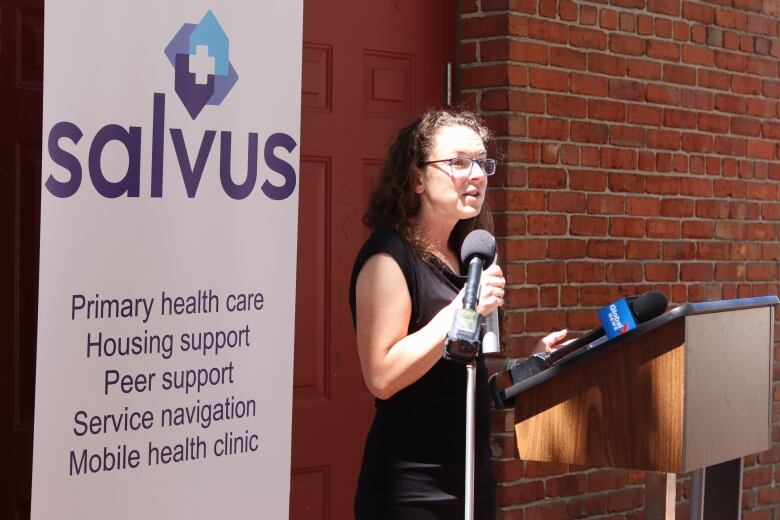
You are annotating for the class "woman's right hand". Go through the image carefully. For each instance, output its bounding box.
[452,263,505,317]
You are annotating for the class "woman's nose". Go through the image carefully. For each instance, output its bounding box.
[469,161,488,179]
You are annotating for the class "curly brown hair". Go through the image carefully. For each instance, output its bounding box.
[363,109,494,262]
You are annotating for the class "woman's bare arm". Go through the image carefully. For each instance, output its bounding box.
[355,254,505,399]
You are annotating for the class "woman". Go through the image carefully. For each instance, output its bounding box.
[349,109,566,519]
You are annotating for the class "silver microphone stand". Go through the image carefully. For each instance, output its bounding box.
[465,263,500,520]
[464,359,476,520]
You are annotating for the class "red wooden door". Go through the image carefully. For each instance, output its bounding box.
[0,1,454,517]
[292,2,454,518]
[0,0,43,517]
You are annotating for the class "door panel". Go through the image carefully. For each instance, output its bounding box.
[1,0,43,518]
[295,156,332,404]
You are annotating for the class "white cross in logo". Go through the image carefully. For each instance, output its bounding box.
[189,45,215,85]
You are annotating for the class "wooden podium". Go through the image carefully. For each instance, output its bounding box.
[501,297,779,519]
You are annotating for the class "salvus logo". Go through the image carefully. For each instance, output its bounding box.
[45,10,296,201]
[165,10,239,119]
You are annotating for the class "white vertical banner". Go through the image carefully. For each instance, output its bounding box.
[32,2,302,518]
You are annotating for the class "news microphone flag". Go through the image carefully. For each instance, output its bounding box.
[598,298,638,339]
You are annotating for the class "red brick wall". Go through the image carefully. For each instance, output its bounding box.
[459,0,780,518]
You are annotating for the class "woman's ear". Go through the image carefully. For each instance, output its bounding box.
[413,169,425,194]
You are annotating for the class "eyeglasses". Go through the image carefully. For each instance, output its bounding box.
[418,157,498,177]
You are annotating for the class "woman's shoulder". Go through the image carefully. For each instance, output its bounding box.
[364,227,407,247]
[353,228,417,277]
[349,228,417,324]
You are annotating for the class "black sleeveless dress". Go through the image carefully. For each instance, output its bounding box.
[349,229,496,520]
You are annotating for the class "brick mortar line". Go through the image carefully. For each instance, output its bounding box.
[503,276,780,282]
[489,140,779,151]
[462,48,780,69]
[486,141,780,161]
[502,284,780,293]
[491,161,780,171]
[488,171,780,179]
[503,256,780,262]
[502,257,780,268]
[463,71,780,101]
[487,171,780,187]
[493,208,780,218]
[505,256,771,262]
[497,223,780,228]
[492,192,780,202]
[495,234,780,240]
[501,295,780,303]
[491,213,780,221]
[501,253,780,258]
[487,180,777,189]
[473,98,779,115]
[461,62,780,92]
[459,64,780,96]
[460,30,780,46]
[496,220,780,229]
[486,135,780,148]
[492,148,780,165]
[461,7,779,38]
[495,237,780,243]
[460,30,780,57]
[478,126,780,140]
[496,232,780,238]
[462,8,778,25]
[503,272,780,278]
[489,188,780,196]
[491,169,779,181]
[488,194,779,202]
[493,145,780,159]
[469,101,780,126]
[462,33,780,62]
[510,262,780,269]
[473,0,775,14]
[502,256,780,264]
[469,100,778,125]
[503,287,780,293]
[493,203,780,211]
[461,32,780,52]
[493,221,780,231]
[494,151,780,164]
[494,228,780,235]
[491,190,777,197]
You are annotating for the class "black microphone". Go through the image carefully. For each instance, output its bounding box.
[546,291,668,365]
[494,291,668,401]
[444,230,496,363]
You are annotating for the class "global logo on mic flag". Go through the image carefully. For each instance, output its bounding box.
[164,10,239,119]
[598,298,637,339]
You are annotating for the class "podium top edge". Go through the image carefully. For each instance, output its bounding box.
[502,296,779,398]
[675,295,779,315]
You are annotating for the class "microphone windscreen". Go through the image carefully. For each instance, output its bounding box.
[628,291,668,322]
[461,230,496,266]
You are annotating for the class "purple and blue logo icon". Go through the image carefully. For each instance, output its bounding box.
[164,10,239,119]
